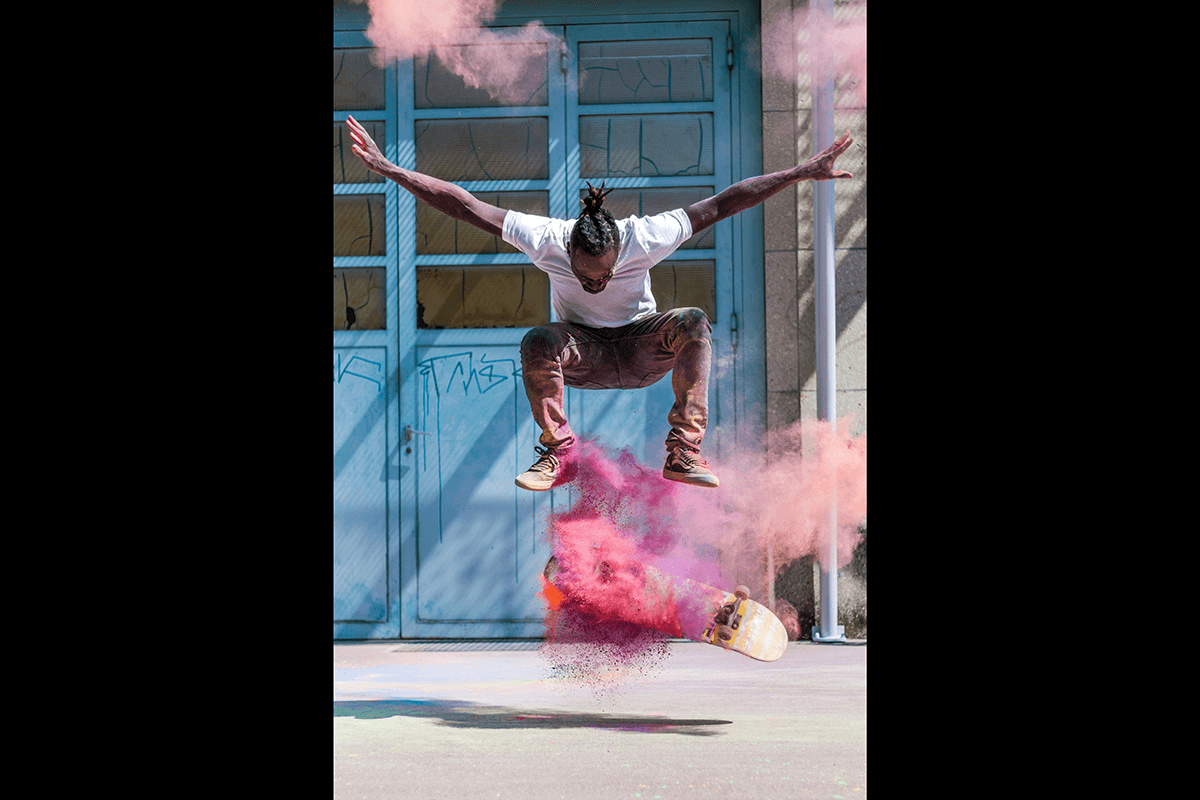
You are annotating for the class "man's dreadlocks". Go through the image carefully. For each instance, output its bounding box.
[570,181,619,257]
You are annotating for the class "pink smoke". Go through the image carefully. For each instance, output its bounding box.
[545,417,866,606]
[537,419,864,675]
[356,0,558,105]
[763,2,867,107]
[748,417,868,570]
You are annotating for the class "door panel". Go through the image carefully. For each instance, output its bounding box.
[333,30,402,639]
[397,24,565,637]
[568,381,676,466]
[333,348,392,626]
[409,342,551,636]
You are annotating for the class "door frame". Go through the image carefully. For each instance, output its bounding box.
[333,29,405,639]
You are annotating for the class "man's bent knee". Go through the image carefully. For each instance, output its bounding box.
[672,308,712,344]
[521,325,565,362]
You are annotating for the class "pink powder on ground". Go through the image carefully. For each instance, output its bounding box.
[539,605,673,703]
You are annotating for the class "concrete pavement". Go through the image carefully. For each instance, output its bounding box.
[334,639,866,799]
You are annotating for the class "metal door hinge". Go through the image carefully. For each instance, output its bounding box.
[726,33,735,70]
[561,40,570,75]
[730,311,739,351]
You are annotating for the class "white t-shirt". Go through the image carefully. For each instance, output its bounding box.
[502,208,693,328]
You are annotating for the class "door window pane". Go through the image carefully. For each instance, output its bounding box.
[580,186,715,249]
[650,260,715,320]
[578,39,713,105]
[416,117,549,181]
[415,43,548,108]
[333,49,385,110]
[333,122,385,184]
[417,267,550,329]
[333,194,387,257]
[335,268,386,330]
[418,191,548,254]
[579,114,713,177]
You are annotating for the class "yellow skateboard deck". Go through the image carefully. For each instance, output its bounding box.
[697,590,789,662]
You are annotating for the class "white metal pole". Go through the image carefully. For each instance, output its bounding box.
[811,0,844,643]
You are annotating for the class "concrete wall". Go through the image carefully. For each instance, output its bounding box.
[760,0,867,637]
[760,0,866,439]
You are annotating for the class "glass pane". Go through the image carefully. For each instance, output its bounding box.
[650,260,715,320]
[579,114,713,177]
[335,268,387,330]
[415,43,548,108]
[417,267,550,329]
[578,39,713,105]
[333,122,385,184]
[418,191,548,255]
[333,49,385,110]
[416,118,549,181]
[333,194,387,257]
[580,186,715,250]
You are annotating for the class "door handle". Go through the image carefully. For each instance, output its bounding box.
[404,425,433,442]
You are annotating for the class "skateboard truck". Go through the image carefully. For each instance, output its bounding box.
[706,585,752,647]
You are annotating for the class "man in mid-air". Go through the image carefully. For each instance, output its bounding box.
[345,116,853,491]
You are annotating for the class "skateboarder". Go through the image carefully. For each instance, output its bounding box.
[345,116,854,491]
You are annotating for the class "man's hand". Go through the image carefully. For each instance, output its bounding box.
[685,129,857,235]
[343,115,507,237]
[346,115,392,176]
[801,131,854,181]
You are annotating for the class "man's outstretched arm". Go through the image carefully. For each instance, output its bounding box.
[345,116,508,238]
[686,131,854,236]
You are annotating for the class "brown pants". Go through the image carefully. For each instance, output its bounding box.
[519,307,712,453]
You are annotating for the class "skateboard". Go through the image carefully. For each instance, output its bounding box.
[542,553,788,662]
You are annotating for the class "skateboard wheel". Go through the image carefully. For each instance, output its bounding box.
[734,585,750,600]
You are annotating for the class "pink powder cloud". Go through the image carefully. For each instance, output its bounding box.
[543,417,866,627]
[357,0,559,105]
[762,1,867,107]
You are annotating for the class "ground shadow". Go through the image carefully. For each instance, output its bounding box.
[334,699,732,736]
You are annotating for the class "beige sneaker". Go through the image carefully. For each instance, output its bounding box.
[663,447,719,487]
[516,446,562,492]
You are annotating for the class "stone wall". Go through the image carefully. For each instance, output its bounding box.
[760,0,867,637]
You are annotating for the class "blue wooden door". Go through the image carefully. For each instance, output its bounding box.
[333,32,404,639]
[402,24,567,638]
[334,9,756,639]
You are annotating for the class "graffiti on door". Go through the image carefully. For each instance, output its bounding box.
[334,352,384,393]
